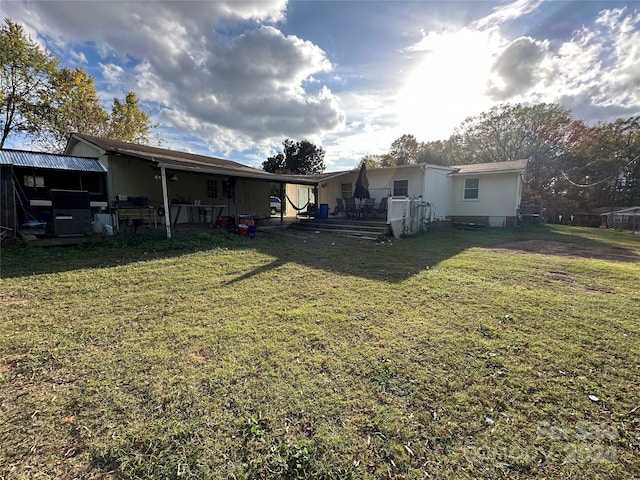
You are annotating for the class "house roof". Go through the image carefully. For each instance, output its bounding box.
[451,159,528,175]
[65,134,331,186]
[605,206,640,216]
[0,149,106,172]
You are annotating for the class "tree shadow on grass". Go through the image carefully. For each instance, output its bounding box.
[1,225,638,282]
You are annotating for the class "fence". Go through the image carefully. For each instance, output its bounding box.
[387,197,431,238]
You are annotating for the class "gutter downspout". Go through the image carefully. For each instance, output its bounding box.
[160,166,172,239]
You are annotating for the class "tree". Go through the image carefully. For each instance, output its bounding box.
[565,116,640,208]
[107,91,153,144]
[389,134,421,165]
[263,139,325,174]
[263,152,286,173]
[1,18,156,150]
[416,140,457,166]
[451,103,586,210]
[0,18,59,148]
[38,67,109,152]
[359,154,395,168]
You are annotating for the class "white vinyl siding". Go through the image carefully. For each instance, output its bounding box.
[393,179,408,197]
[464,178,479,200]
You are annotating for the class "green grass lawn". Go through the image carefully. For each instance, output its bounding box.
[1,225,639,479]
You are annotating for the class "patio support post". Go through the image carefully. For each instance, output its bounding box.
[279,182,284,225]
[160,166,172,239]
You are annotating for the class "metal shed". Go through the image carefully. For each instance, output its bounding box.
[0,150,107,240]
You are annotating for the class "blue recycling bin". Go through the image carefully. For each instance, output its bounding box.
[318,203,329,219]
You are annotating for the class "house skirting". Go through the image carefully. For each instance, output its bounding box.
[450,216,517,228]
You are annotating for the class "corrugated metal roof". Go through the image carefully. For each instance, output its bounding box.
[0,150,106,172]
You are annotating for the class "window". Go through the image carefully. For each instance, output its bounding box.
[207,179,217,198]
[393,180,408,197]
[24,175,45,188]
[340,183,352,199]
[464,178,479,199]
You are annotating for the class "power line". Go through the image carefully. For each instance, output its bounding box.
[560,171,617,188]
[560,155,638,188]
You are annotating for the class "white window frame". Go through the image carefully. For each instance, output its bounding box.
[393,179,409,197]
[463,178,479,200]
[340,183,352,199]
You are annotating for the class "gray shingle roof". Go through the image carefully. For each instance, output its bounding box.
[67,133,335,185]
[452,159,528,175]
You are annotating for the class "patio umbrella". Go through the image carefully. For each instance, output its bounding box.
[353,163,370,200]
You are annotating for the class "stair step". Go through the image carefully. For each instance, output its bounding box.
[291,226,387,238]
[292,223,388,232]
[290,220,390,238]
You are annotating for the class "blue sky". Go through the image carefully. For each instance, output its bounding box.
[4,1,640,171]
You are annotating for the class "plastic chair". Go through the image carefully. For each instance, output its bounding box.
[345,197,358,219]
[374,197,388,219]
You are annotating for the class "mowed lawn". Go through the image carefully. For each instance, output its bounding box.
[1,225,639,479]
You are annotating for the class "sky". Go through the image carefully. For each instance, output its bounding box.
[3,0,640,171]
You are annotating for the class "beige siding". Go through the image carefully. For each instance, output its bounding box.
[451,173,521,217]
[67,142,102,158]
[234,179,270,217]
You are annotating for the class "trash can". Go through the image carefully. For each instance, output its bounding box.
[318,203,329,219]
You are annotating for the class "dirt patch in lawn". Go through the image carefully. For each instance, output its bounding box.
[498,239,639,261]
[0,359,17,376]
[0,293,30,306]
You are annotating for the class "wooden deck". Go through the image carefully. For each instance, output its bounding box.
[289,217,390,238]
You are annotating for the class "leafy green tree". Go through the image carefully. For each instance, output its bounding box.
[359,154,396,168]
[263,152,286,173]
[452,103,586,209]
[565,116,640,208]
[263,139,325,174]
[1,18,156,150]
[416,140,458,166]
[107,91,153,144]
[39,67,109,152]
[0,18,59,148]
[389,134,421,165]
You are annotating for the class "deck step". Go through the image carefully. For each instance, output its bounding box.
[290,218,390,237]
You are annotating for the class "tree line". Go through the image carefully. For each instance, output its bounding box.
[263,104,638,215]
[1,18,154,152]
[365,103,639,214]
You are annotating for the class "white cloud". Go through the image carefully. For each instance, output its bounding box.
[487,36,550,100]
[68,50,87,65]
[5,0,343,151]
[527,6,640,120]
[474,0,544,29]
[393,4,640,145]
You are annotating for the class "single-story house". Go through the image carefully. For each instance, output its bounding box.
[64,134,332,237]
[0,150,108,239]
[311,159,527,228]
[601,206,640,231]
[1,134,528,240]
